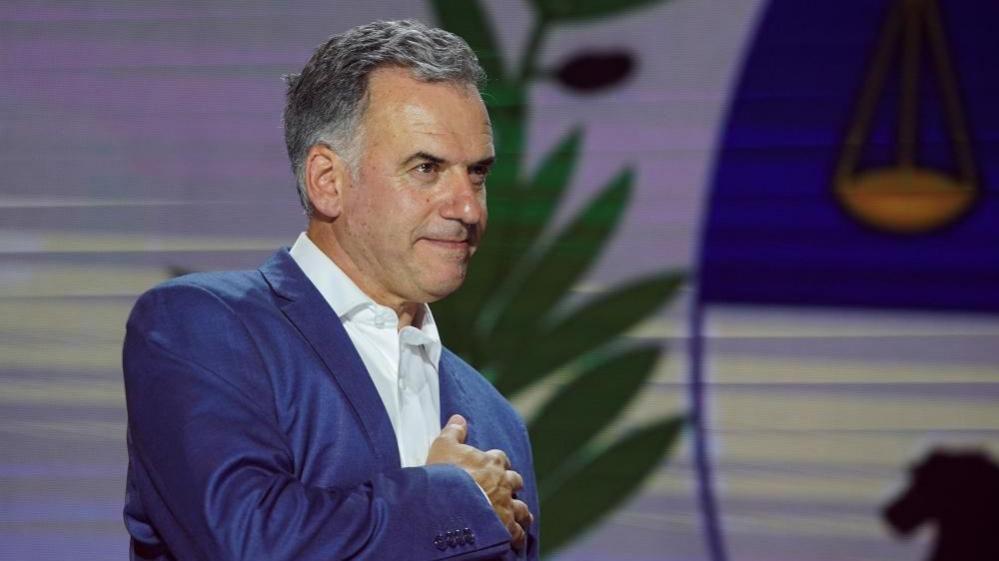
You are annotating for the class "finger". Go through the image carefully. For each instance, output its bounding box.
[508,515,527,551]
[437,414,467,444]
[512,498,533,528]
[504,469,524,492]
[485,448,511,469]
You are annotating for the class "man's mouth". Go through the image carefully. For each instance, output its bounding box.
[422,238,470,248]
[419,236,477,256]
[419,225,478,252]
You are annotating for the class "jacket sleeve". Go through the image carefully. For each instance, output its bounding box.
[122,281,512,561]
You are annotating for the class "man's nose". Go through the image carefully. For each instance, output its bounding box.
[440,172,485,225]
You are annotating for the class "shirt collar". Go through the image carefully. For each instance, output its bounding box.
[288,232,442,361]
[290,232,371,319]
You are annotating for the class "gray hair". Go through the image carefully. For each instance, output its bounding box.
[283,19,487,215]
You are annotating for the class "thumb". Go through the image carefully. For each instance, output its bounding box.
[437,414,467,444]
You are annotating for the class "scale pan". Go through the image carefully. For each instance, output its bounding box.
[836,168,974,233]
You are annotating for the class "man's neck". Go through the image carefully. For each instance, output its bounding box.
[305,223,422,329]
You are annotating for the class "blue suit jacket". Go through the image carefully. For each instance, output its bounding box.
[122,249,539,561]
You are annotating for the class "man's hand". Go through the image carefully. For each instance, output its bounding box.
[426,414,533,551]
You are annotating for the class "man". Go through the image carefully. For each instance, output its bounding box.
[122,20,539,561]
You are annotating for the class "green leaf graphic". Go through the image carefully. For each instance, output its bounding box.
[494,271,685,396]
[529,345,662,478]
[515,126,583,251]
[429,0,506,81]
[539,416,685,556]
[486,168,632,349]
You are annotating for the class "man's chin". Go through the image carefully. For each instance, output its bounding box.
[421,272,469,303]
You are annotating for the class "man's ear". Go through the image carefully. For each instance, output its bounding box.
[304,143,351,219]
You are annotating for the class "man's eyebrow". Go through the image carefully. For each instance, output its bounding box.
[472,156,495,168]
[402,151,446,166]
[402,152,495,168]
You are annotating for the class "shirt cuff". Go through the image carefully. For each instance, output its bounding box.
[474,482,491,505]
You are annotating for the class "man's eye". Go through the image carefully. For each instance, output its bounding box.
[414,162,439,176]
[469,165,490,185]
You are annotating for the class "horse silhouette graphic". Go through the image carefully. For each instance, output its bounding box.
[883,449,999,560]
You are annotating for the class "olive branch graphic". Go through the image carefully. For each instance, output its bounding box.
[430,0,686,555]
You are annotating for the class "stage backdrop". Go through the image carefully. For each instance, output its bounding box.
[1,1,997,561]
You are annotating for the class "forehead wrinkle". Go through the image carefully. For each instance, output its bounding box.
[406,121,492,162]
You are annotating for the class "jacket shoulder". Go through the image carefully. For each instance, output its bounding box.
[142,269,268,304]
[123,269,279,414]
[128,268,278,329]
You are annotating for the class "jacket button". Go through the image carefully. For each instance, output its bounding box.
[463,527,475,545]
[446,529,457,548]
[434,533,447,551]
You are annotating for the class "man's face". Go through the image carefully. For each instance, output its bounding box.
[334,67,493,306]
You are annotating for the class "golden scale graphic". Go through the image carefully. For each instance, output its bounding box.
[835,0,978,234]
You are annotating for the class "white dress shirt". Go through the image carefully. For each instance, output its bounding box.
[289,232,443,468]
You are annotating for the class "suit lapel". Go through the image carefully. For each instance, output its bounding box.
[438,352,483,451]
[259,249,401,471]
